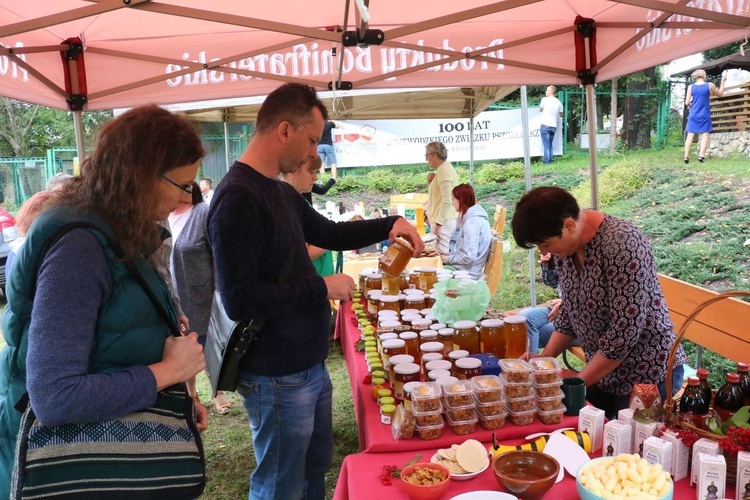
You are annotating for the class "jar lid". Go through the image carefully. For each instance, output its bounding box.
[687,376,700,386]
[419,330,438,339]
[412,318,433,327]
[380,320,401,328]
[739,362,749,373]
[366,273,383,279]
[381,404,397,413]
[728,372,740,383]
[436,375,459,386]
[367,290,383,298]
[379,397,395,406]
[393,237,415,252]
[389,354,415,365]
[403,381,421,394]
[429,323,447,331]
[378,333,398,342]
[377,389,392,397]
[455,357,482,369]
[425,360,452,372]
[428,369,452,380]
[453,320,477,329]
[420,341,445,353]
[422,352,444,363]
[503,315,526,324]
[378,310,398,317]
[401,314,422,323]
[697,368,709,379]
[382,339,406,349]
[448,349,469,359]
[480,318,504,327]
[403,288,423,296]
[399,331,418,340]
[437,328,454,337]
[406,295,426,302]
[420,308,433,315]
[394,362,421,375]
[400,308,421,316]
[420,266,437,273]
[379,295,400,303]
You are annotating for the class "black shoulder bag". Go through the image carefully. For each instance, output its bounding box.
[205,184,297,397]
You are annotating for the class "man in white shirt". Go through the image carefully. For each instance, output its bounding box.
[425,141,459,255]
[539,85,564,164]
[199,177,214,204]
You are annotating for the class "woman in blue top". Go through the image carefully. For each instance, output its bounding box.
[684,69,725,164]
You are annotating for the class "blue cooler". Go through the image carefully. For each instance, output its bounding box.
[469,353,500,376]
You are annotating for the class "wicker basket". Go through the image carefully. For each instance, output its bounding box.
[663,290,750,484]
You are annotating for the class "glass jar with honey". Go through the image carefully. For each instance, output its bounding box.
[411,318,433,333]
[399,331,419,359]
[408,271,421,288]
[381,338,406,372]
[455,357,482,380]
[448,349,469,377]
[378,294,400,314]
[388,354,415,387]
[376,332,398,355]
[418,330,438,347]
[419,342,445,374]
[366,290,382,314]
[358,268,376,292]
[452,320,480,354]
[418,267,438,292]
[479,318,505,358]
[393,362,420,400]
[503,315,529,359]
[405,293,426,311]
[381,274,401,295]
[378,237,414,277]
[363,273,383,297]
[437,328,454,355]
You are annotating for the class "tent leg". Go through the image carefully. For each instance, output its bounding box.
[469,114,475,185]
[73,110,86,165]
[585,84,599,210]
[224,120,231,171]
[520,85,536,308]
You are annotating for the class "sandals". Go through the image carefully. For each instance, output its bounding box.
[684,157,689,164]
[213,392,232,415]
[698,156,706,163]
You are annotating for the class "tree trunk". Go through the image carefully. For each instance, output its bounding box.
[622,68,656,149]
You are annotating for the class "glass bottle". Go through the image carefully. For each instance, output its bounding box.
[502,315,528,359]
[679,376,709,429]
[714,372,744,423]
[696,368,713,405]
[452,320,479,354]
[737,362,750,406]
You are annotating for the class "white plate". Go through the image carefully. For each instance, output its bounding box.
[430,452,489,481]
[450,492,518,500]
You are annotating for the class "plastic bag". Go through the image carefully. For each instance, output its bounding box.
[432,278,491,325]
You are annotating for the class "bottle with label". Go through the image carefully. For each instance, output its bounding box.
[737,362,750,405]
[714,372,745,423]
[679,376,709,429]
[696,368,713,405]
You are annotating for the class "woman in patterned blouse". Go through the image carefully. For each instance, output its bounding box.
[511,186,685,419]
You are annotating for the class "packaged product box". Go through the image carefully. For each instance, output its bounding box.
[633,420,658,456]
[691,437,721,487]
[642,436,673,474]
[617,407,636,452]
[603,420,632,456]
[736,451,750,500]
[578,406,605,453]
[696,452,725,500]
[660,428,689,481]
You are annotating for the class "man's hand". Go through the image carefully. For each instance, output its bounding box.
[390,217,425,256]
[547,299,562,322]
[538,253,552,266]
[194,400,208,432]
[323,273,355,301]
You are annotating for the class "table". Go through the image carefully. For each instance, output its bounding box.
[332,445,716,500]
[342,254,443,282]
[335,302,580,452]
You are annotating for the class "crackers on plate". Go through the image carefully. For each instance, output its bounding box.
[434,439,489,475]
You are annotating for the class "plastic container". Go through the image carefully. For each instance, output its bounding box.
[478,408,507,430]
[500,374,533,399]
[473,394,505,417]
[505,393,535,413]
[506,406,536,426]
[498,358,532,382]
[536,402,566,425]
[442,380,474,407]
[391,404,416,440]
[412,405,444,426]
[536,389,564,412]
[443,398,476,421]
[444,410,478,435]
[532,378,563,398]
[403,381,421,413]
[528,357,562,384]
[411,382,442,412]
[415,417,445,440]
[470,375,503,403]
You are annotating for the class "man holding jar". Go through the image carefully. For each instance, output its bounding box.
[425,141,459,256]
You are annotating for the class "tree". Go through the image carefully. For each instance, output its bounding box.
[703,41,742,62]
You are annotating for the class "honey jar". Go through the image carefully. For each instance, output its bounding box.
[503,315,529,359]
[479,318,505,358]
[455,357,482,379]
[408,271,421,288]
[418,330,438,347]
[411,318,433,332]
[452,320,480,354]
[437,328,454,355]
[418,267,438,292]
[378,294,400,313]
[448,349,469,377]
[399,331,420,359]
[405,293,426,310]
[388,354,415,387]
[378,237,414,277]
[377,332,398,355]
[427,292,436,308]
[381,274,401,295]
[420,342,445,374]
[363,273,383,297]
[393,362,420,400]
[381,338,406,372]
[358,269,375,292]
[367,290,382,314]
[403,381,421,412]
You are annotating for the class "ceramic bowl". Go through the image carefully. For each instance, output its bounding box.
[492,451,559,500]
[399,462,451,500]
[576,457,673,500]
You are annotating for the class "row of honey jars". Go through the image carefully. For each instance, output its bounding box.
[365,290,436,314]
[451,317,528,358]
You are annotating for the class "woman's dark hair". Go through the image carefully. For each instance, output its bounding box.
[451,184,476,217]
[511,186,580,249]
[190,181,202,205]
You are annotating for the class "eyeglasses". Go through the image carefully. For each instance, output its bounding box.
[160,174,193,194]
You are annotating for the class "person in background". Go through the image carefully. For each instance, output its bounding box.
[317,120,339,178]
[539,85,564,164]
[517,253,562,352]
[208,83,423,500]
[512,186,685,420]
[0,105,207,496]
[46,172,73,191]
[425,141,458,256]
[440,184,491,280]
[684,69,726,163]
[199,177,214,204]
[281,156,335,277]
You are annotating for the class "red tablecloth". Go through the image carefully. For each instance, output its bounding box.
[336,302,580,453]
[332,445,726,500]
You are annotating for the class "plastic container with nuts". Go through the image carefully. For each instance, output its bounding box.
[528,357,562,384]
[532,378,563,398]
[478,408,507,430]
[443,399,476,421]
[445,410,478,436]
[411,382,442,412]
[500,375,533,398]
[415,417,444,440]
[442,380,474,407]
[535,388,565,412]
[498,358,532,382]
[473,394,505,417]
[505,393,535,413]
[536,402,566,425]
[470,375,503,403]
[412,406,443,426]
[506,406,536,426]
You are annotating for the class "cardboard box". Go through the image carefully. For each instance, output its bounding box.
[736,451,750,500]
[660,428,689,481]
[603,420,632,456]
[691,438,721,486]
[696,452,725,500]
[634,420,658,456]
[643,436,673,474]
[578,406,605,453]
[617,408,636,453]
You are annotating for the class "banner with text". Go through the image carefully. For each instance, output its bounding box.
[332,109,562,167]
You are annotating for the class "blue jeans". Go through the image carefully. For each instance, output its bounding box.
[238,362,333,500]
[317,144,336,168]
[540,125,556,164]
[518,306,555,352]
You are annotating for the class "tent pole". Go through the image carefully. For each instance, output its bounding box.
[585,84,599,209]
[73,110,86,165]
[520,85,536,307]
[469,114,475,185]
[224,119,231,171]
